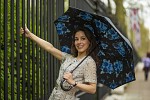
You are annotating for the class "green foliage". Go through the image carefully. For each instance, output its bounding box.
[114,0,127,34]
[136,22,149,57]
[64,0,69,12]
[1,0,5,99]
[0,0,17,99]
[1,0,63,99]
[1,0,33,99]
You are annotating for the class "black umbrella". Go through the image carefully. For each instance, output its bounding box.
[54,7,135,90]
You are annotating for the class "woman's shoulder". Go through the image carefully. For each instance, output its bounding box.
[62,52,74,60]
[87,56,95,62]
[84,56,96,65]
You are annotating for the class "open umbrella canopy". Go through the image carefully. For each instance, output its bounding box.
[54,7,135,89]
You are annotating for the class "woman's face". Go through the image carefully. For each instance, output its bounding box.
[74,31,90,55]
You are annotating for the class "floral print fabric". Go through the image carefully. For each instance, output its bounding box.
[48,52,97,100]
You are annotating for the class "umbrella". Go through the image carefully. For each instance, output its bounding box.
[54,7,135,89]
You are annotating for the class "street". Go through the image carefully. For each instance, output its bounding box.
[104,62,150,100]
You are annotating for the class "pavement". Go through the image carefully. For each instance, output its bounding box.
[104,62,150,100]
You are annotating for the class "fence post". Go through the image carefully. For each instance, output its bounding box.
[4,0,8,99]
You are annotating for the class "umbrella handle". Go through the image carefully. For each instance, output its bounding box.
[60,78,73,91]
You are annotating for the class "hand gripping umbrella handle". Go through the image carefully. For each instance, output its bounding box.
[60,78,73,91]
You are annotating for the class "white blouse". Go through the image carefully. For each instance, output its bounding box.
[49,52,97,100]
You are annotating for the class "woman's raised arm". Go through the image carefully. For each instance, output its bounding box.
[20,26,63,61]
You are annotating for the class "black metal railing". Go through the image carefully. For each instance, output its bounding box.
[0,0,118,100]
[0,0,65,100]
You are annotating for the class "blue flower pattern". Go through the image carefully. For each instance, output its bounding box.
[125,72,135,82]
[78,12,93,21]
[61,46,71,53]
[113,42,126,57]
[94,19,108,33]
[55,22,70,35]
[109,81,118,89]
[113,60,123,77]
[57,15,70,22]
[54,7,135,89]
[105,28,120,40]
[97,50,105,57]
[101,59,114,74]
[101,42,108,49]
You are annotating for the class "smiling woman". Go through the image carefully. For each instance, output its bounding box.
[54,7,135,90]
[20,24,97,100]
[71,27,97,58]
[74,31,91,56]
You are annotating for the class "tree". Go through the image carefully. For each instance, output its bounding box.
[114,0,127,34]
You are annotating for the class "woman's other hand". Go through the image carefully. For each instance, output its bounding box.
[63,72,75,85]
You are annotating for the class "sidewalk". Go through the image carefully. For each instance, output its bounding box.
[104,62,150,100]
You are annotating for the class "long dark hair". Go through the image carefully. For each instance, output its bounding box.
[71,27,98,64]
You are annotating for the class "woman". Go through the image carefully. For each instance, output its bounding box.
[20,26,97,100]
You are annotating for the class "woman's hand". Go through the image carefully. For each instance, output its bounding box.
[20,26,32,38]
[20,25,63,61]
[63,72,75,85]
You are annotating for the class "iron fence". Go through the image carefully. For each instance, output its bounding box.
[0,0,65,100]
[0,0,112,100]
